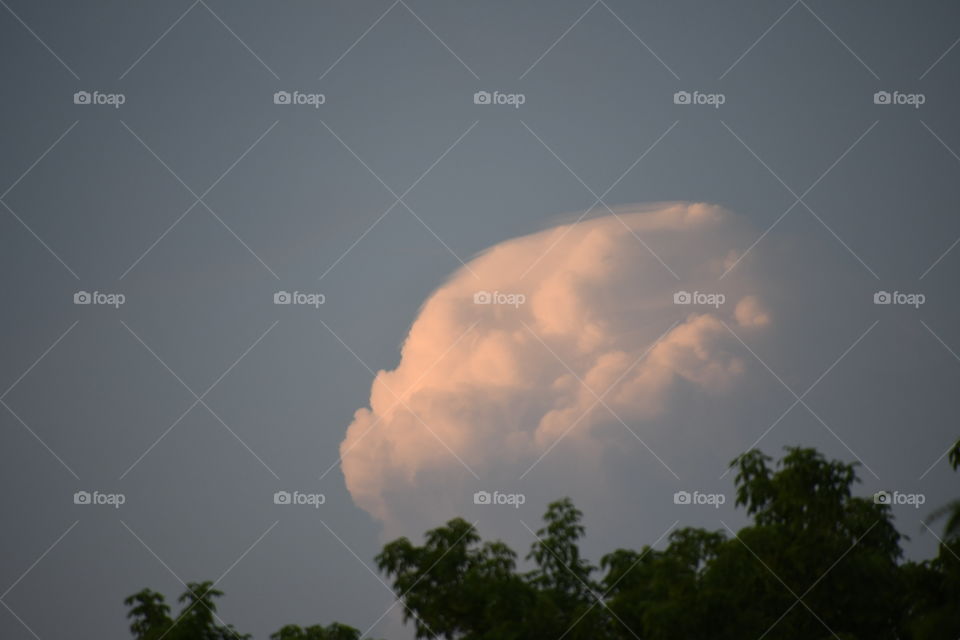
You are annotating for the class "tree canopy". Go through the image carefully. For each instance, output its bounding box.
[125,444,960,640]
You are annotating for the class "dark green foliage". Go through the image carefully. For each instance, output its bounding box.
[899,438,960,640]
[375,517,541,639]
[124,589,171,640]
[126,444,960,640]
[710,448,902,639]
[270,623,365,640]
[124,582,371,640]
[125,582,250,640]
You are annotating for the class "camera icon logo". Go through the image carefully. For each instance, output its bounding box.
[74,490,91,505]
[74,91,91,105]
[473,490,492,505]
[873,91,891,105]
[474,291,492,305]
[673,91,691,105]
[673,490,692,505]
[873,490,891,505]
[274,91,292,105]
[474,91,491,105]
[273,491,292,505]
[873,291,891,305]
[74,291,92,304]
[274,291,292,305]
[673,291,692,305]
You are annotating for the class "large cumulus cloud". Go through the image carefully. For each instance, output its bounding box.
[339,203,774,533]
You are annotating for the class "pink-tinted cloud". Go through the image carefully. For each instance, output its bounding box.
[339,203,772,532]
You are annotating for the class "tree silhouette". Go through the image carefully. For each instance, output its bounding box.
[270,623,366,640]
[124,588,171,640]
[902,437,960,639]
[706,447,902,639]
[125,443,960,640]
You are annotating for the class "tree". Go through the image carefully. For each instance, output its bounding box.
[124,582,249,640]
[173,581,247,640]
[702,448,902,639]
[123,583,372,640]
[270,623,364,640]
[900,437,960,639]
[602,527,725,639]
[376,516,537,639]
[125,444,960,640]
[125,589,171,640]
[524,498,613,640]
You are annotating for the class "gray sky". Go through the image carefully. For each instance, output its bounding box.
[1,1,959,639]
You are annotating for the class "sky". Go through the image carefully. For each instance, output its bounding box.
[1,1,959,639]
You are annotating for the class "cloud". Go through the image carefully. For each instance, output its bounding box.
[339,203,773,534]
